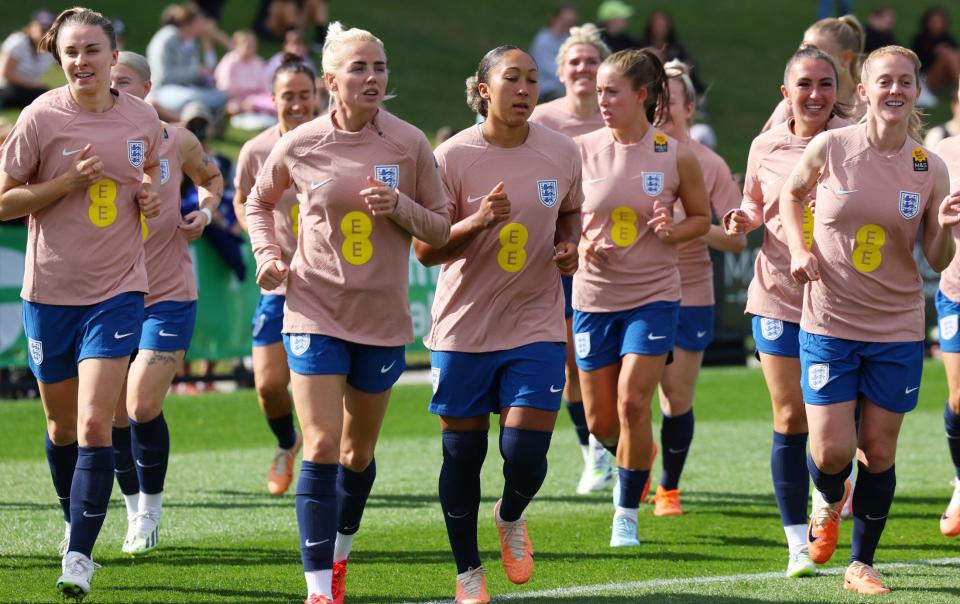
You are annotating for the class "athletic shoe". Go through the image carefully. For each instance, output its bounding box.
[844,561,890,595]
[785,549,816,578]
[57,551,100,599]
[650,485,682,516]
[577,435,614,494]
[123,508,161,555]
[122,514,138,551]
[268,432,302,496]
[841,482,854,520]
[455,566,490,604]
[609,512,640,547]
[332,559,347,604]
[304,595,333,604]
[807,479,851,564]
[493,499,534,584]
[57,522,70,557]
[940,477,960,537]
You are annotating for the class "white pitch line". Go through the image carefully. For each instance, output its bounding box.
[407,557,960,603]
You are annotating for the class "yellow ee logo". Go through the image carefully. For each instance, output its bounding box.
[340,211,373,265]
[140,213,149,241]
[291,204,300,237]
[802,205,814,249]
[87,178,118,227]
[610,206,638,247]
[852,224,886,273]
[497,223,528,272]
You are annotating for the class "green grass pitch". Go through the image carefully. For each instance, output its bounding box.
[1,362,960,602]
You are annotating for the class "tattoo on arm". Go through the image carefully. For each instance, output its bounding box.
[146,351,179,366]
[790,174,809,201]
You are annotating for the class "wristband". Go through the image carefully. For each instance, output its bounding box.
[200,207,213,225]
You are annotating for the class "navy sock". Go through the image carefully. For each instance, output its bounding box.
[617,466,650,508]
[659,410,694,490]
[439,431,487,574]
[112,426,140,497]
[44,434,77,523]
[337,458,376,535]
[850,464,896,566]
[267,413,298,450]
[130,413,170,494]
[499,427,551,522]
[807,454,851,504]
[771,432,809,526]
[945,403,960,478]
[565,400,589,447]
[68,447,114,557]
[295,461,338,571]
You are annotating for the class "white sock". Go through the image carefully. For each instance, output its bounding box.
[305,569,332,598]
[123,493,140,517]
[139,492,163,512]
[784,524,806,555]
[333,532,354,562]
[580,444,590,463]
[615,506,638,522]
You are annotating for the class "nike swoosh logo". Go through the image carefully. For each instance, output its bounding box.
[446,511,470,519]
[807,524,818,544]
[696,330,708,338]
[115,466,135,474]
[586,176,607,184]
[114,331,134,339]
[380,361,396,374]
[159,330,178,337]
[83,510,106,518]
[310,178,332,191]
[667,447,688,454]
[136,459,161,468]
[865,514,888,521]
[304,538,329,547]
[549,385,563,393]
[62,148,83,156]
[466,195,485,204]
[834,189,858,195]
[647,334,666,341]
[905,386,920,394]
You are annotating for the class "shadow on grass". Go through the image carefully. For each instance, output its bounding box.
[485,596,835,604]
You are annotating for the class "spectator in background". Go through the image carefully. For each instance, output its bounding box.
[265,30,318,80]
[912,6,960,95]
[925,86,960,148]
[146,2,228,116]
[112,18,127,50]
[0,9,55,109]
[641,10,705,95]
[253,0,300,41]
[864,5,897,53]
[529,3,578,102]
[215,30,270,115]
[597,0,640,53]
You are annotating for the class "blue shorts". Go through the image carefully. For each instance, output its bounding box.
[139,300,197,352]
[936,289,960,353]
[429,342,566,417]
[283,333,405,393]
[675,305,715,352]
[799,330,923,413]
[561,274,573,319]
[572,301,680,371]
[752,315,801,358]
[252,294,285,347]
[22,292,145,384]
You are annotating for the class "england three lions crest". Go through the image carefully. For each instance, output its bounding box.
[537,179,559,208]
[374,165,399,189]
[899,191,921,219]
[642,172,664,197]
[128,140,145,168]
[288,334,310,356]
[160,159,170,185]
[28,338,42,366]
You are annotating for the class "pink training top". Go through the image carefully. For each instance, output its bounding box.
[1,87,161,305]
[246,109,449,346]
[803,124,938,342]
[762,96,867,132]
[574,126,682,313]
[529,97,605,138]
[426,122,583,352]
[934,135,960,302]
[143,125,196,306]
[734,116,848,323]
[236,125,299,296]
[676,139,742,307]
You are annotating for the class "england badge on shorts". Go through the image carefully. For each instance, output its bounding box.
[537,179,558,208]
[808,363,829,391]
[642,172,664,197]
[574,332,590,358]
[760,318,783,341]
[941,314,959,341]
[28,338,42,366]
[899,191,921,219]
[127,140,145,168]
[374,165,399,189]
[289,334,310,356]
[160,159,170,185]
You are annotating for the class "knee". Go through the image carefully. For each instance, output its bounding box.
[587,416,618,443]
[772,400,808,434]
[618,394,652,427]
[812,441,854,473]
[948,392,960,417]
[340,447,374,472]
[256,376,290,404]
[858,442,895,472]
[302,430,339,464]
[47,421,77,446]
[77,417,111,447]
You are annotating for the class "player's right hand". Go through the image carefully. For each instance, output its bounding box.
[257,259,288,290]
[63,144,103,191]
[476,181,510,229]
[722,209,749,236]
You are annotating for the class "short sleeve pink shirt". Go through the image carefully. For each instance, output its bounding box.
[529,98,605,139]
[1,87,161,305]
[934,135,960,302]
[425,123,583,352]
[803,124,937,342]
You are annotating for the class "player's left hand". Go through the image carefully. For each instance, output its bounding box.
[938,191,960,229]
[361,176,399,216]
[179,210,209,240]
[136,186,161,218]
[553,241,578,276]
[647,200,675,241]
